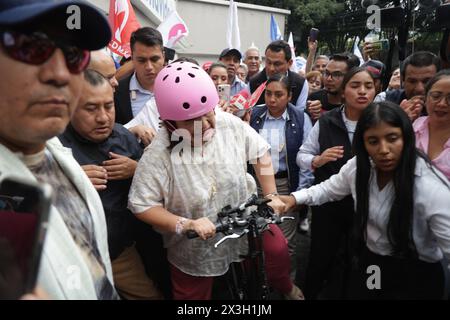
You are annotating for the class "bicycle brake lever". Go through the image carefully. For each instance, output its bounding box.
[214,229,248,248]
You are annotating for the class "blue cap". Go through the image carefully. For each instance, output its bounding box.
[0,0,111,50]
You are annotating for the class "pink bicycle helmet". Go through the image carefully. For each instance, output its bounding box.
[154,61,219,121]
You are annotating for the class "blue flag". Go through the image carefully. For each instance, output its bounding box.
[270,14,282,41]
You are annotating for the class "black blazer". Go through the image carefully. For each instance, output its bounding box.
[114,74,134,125]
[249,69,306,106]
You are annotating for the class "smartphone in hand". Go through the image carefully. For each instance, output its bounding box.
[0,177,52,300]
[217,84,231,102]
[309,28,319,42]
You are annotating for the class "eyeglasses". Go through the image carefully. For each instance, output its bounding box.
[428,91,450,105]
[324,70,345,79]
[0,30,90,74]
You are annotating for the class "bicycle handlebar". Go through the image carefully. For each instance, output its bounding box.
[185,195,293,245]
[186,223,228,239]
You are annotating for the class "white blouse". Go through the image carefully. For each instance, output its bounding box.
[297,107,357,171]
[128,111,269,277]
[292,156,450,265]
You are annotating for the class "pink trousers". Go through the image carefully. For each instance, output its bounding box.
[171,224,293,300]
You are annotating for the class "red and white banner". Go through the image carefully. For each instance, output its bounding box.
[157,10,189,49]
[248,81,267,107]
[108,0,141,58]
[230,90,250,110]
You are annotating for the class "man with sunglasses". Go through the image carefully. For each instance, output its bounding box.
[0,0,118,299]
[306,53,359,122]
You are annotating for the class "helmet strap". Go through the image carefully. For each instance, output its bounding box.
[164,120,177,133]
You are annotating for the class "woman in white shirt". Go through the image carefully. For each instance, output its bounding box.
[283,101,450,299]
[128,61,303,300]
[297,66,376,299]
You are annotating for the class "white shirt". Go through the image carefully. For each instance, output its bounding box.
[374,91,386,102]
[124,96,160,132]
[297,106,356,171]
[258,108,314,189]
[129,72,154,117]
[261,110,288,173]
[0,138,114,299]
[230,76,248,97]
[294,79,309,111]
[128,111,269,276]
[292,156,450,265]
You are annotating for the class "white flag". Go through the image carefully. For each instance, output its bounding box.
[295,56,307,72]
[157,10,189,49]
[288,32,298,72]
[353,36,364,66]
[226,0,241,50]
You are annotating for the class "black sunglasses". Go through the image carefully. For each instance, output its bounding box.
[1,30,90,74]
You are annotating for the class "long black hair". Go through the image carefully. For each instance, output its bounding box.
[265,73,292,94]
[352,101,418,258]
[264,73,292,106]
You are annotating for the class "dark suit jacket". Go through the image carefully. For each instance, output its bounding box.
[249,69,306,106]
[114,74,134,125]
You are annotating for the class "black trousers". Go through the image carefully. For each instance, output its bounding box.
[349,246,445,300]
[305,197,354,299]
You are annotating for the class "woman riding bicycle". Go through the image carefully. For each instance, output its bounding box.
[128,61,303,300]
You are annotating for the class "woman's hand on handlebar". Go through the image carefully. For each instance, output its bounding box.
[186,217,216,240]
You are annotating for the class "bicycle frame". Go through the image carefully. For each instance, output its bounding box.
[187,194,293,300]
[226,216,270,300]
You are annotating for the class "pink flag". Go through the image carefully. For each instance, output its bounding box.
[157,11,189,49]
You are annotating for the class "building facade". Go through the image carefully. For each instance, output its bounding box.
[88,0,290,64]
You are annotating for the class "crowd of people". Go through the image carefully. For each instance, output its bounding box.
[0,0,450,300]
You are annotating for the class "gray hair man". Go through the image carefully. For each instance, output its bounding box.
[89,50,119,91]
[243,46,261,82]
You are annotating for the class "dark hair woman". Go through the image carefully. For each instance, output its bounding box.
[296,66,376,299]
[284,101,450,299]
[413,69,450,181]
[249,73,314,282]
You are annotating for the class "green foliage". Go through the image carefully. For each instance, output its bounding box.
[238,0,444,57]
[293,0,344,28]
